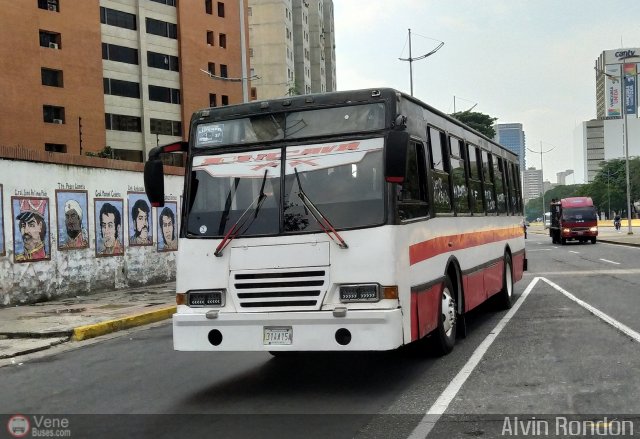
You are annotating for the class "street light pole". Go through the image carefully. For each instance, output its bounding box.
[621,65,633,234]
[398,29,444,97]
[527,142,555,219]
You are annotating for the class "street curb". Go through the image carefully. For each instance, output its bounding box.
[72,306,176,341]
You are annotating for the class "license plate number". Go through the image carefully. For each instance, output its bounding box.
[576,231,584,235]
[263,327,292,345]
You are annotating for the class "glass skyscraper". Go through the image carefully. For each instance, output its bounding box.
[494,123,526,168]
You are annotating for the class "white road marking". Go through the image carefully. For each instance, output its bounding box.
[599,258,621,265]
[569,251,580,254]
[407,277,540,439]
[541,277,640,343]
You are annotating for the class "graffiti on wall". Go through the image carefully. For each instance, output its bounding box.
[157,202,178,252]
[11,196,51,263]
[94,198,124,257]
[127,192,153,246]
[56,190,90,250]
[0,184,4,257]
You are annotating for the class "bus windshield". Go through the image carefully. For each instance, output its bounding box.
[562,207,597,222]
[193,103,386,148]
[186,138,386,238]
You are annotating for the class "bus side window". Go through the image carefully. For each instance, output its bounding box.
[494,157,507,214]
[428,127,452,214]
[467,144,484,215]
[483,152,496,213]
[511,162,522,214]
[398,142,429,221]
[449,136,469,214]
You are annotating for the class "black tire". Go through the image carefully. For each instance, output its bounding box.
[269,351,297,358]
[591,237,597,244]
[431,277,457,356]
[495,253,514,310]
[560,237,566,245]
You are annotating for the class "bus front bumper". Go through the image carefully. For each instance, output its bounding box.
[172,308,404,352]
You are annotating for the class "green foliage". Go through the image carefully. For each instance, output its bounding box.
[450,111,497,138]
[525,184,583,220]
[85,146,117,159]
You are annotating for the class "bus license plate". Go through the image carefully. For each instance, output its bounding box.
[263,327,292,345]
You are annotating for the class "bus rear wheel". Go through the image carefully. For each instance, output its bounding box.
[431,277,457,356]
[495,253,514,310]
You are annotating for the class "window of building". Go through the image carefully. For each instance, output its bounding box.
[43,105,65,124]
[250,87,257,100]
[41,68,63,87]
[207,30,214,45]
[149,0,176,5]
[145,17,177,39]
[150,118,182,136]
[100,7,137,30]
[103,78,140,98]
[221,95,229,106]
[220,64,228,78]
[249,48,253,57]
[38,0,59,12]
[217,2,225,17]
[208,62,215,75]
[147,51,179,71]
[105,113,142,132]
[102,43,139,65]
[205,0,212,14]
[209,93,217,107]
[45,143,66,153]
[219,33,226,48]
[248,6,252,16]
[39,30,61,49]
[148,85,181,104]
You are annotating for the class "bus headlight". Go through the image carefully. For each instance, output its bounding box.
[187,289,226,307]
[339,284,380,303]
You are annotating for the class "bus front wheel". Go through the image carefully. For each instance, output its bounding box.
[432,277,457,356]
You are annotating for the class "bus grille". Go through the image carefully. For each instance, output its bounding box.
[232,269,328,311]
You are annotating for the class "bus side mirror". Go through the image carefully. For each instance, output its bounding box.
[143,141,187,207]
[385,131,409,183]
[144,159,165,207]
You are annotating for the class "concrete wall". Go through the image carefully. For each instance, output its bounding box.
[0,149,183,306]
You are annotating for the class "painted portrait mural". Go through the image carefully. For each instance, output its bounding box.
[0,184,5,257]
[11,196,51,263]
[56,190,90,250]
[128,192,153,246]
[94,198,124,257]
[157,202,178,252]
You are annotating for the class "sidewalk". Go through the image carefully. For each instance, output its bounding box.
[0,282,176,361]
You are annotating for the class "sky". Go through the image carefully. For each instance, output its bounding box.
[333,0,640,184]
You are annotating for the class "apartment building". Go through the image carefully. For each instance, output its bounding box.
[0,0,249,161]
[248,0,335,99]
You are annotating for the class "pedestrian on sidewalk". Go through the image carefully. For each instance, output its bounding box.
[614,212,621,232]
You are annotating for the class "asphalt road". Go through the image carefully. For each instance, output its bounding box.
[1,233,639,438]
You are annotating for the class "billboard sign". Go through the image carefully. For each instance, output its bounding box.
[624,63,637,116]
[605,64,622,117]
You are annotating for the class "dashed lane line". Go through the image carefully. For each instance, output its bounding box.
[599,258,621,265]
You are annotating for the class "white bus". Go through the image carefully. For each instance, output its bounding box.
[144,88,527,356]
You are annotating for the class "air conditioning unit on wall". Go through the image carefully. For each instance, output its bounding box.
[49,42,58,49]
[48,4,58,11]
[53,119,63,124]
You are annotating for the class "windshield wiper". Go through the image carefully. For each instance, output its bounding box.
[214,170,269,257]
[294,168,348,249]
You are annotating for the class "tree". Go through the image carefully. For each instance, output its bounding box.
[450,111,497,138]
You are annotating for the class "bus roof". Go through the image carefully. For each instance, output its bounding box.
[560,197,594,208]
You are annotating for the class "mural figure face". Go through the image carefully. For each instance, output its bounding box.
[20,216,44,251]
[135,208,149,239]
[65,210,82,239]
[101,212,117,248]
[162,215,174,245]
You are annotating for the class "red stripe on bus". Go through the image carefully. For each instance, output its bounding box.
[409,226,523,266]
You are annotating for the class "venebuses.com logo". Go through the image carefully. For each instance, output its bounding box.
[7,415,30,438]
